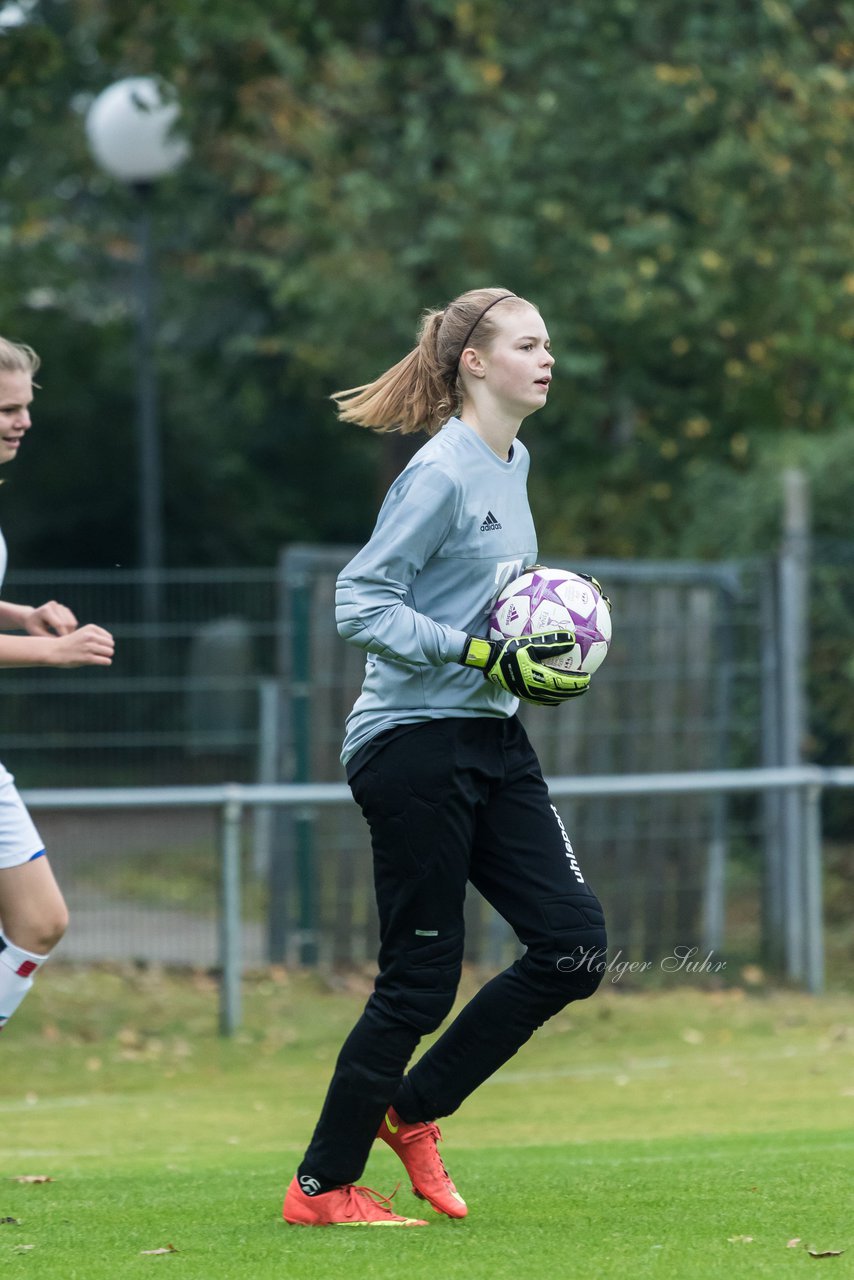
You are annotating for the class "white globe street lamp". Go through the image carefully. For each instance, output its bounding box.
[85,76,189,184]
[85,78,189,622]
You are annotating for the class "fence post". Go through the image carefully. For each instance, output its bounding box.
[252,678,280,877]
[759,561,785,971]
[803,783,825,994]
[778,468,811,982]
[702,578,737,954]
[219,789,244,1036]
[289,563,319,967]
[270,548,320,967]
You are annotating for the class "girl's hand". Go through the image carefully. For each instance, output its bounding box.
[25,600,79,637]
[51,625,115,668]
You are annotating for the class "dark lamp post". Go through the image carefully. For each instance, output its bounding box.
[85,78,189,622]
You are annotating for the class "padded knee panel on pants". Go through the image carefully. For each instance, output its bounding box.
[530,894,608,1001]
[374,932,463,1035]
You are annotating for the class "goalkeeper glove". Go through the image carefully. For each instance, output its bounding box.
[459,632,590,706]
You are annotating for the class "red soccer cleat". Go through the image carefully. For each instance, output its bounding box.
[377,1106,468,1219]
[282,1175,428,1226]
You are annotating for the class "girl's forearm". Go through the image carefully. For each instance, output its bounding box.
[0,601,34,632]
[0,633,55,668]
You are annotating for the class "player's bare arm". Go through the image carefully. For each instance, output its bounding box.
[0,599,79,635]
[0,623,114,668]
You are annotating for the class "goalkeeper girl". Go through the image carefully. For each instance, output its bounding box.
[0,336,114,1034]
[283,288,608,1227]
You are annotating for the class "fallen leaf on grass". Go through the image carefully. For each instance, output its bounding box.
[13,1245,34,1253]
[787,1238,802,1248]
[807,1248,845,1258]
[728,1235,754,1244]
[10,1176,53,1184]
[140,1244,179,1255]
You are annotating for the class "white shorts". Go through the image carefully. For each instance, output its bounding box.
[0,762,45,870]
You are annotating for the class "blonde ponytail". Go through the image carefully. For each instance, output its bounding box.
[332,287,530,436]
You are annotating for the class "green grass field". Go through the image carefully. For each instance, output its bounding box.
[2,967,852,1279]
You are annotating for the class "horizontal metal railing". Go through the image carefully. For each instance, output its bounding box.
[23,763,854,809]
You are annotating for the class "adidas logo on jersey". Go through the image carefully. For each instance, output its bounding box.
[480,511,502,531]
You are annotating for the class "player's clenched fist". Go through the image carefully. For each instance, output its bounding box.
[52,624,115,667]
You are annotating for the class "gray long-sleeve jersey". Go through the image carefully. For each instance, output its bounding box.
[336,417,538,764]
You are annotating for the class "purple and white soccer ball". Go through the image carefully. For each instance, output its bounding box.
[489,567,612,675]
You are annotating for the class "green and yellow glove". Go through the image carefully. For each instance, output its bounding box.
[459,632,590,706]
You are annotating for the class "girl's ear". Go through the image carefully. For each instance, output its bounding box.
[459,348,486,379]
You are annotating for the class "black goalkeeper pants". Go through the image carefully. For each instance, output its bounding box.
[301,715,607,1187]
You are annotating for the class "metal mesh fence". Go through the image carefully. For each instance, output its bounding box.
[4,552,772,788]
[3,567,278,787]
[41,790,769,981]
[41,805,228,967]
[267,547,772,970]
[280,547,770,778]
[6,544,848,981]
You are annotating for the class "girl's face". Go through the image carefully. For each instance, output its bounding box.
[0,371,33,466]
[476,304,554,416]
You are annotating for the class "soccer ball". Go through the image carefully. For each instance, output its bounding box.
[489,567,612,675]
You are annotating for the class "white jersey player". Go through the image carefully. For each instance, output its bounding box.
[0,337,114,1034]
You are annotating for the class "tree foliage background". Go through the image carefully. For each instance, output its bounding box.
[1,0,853,571]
